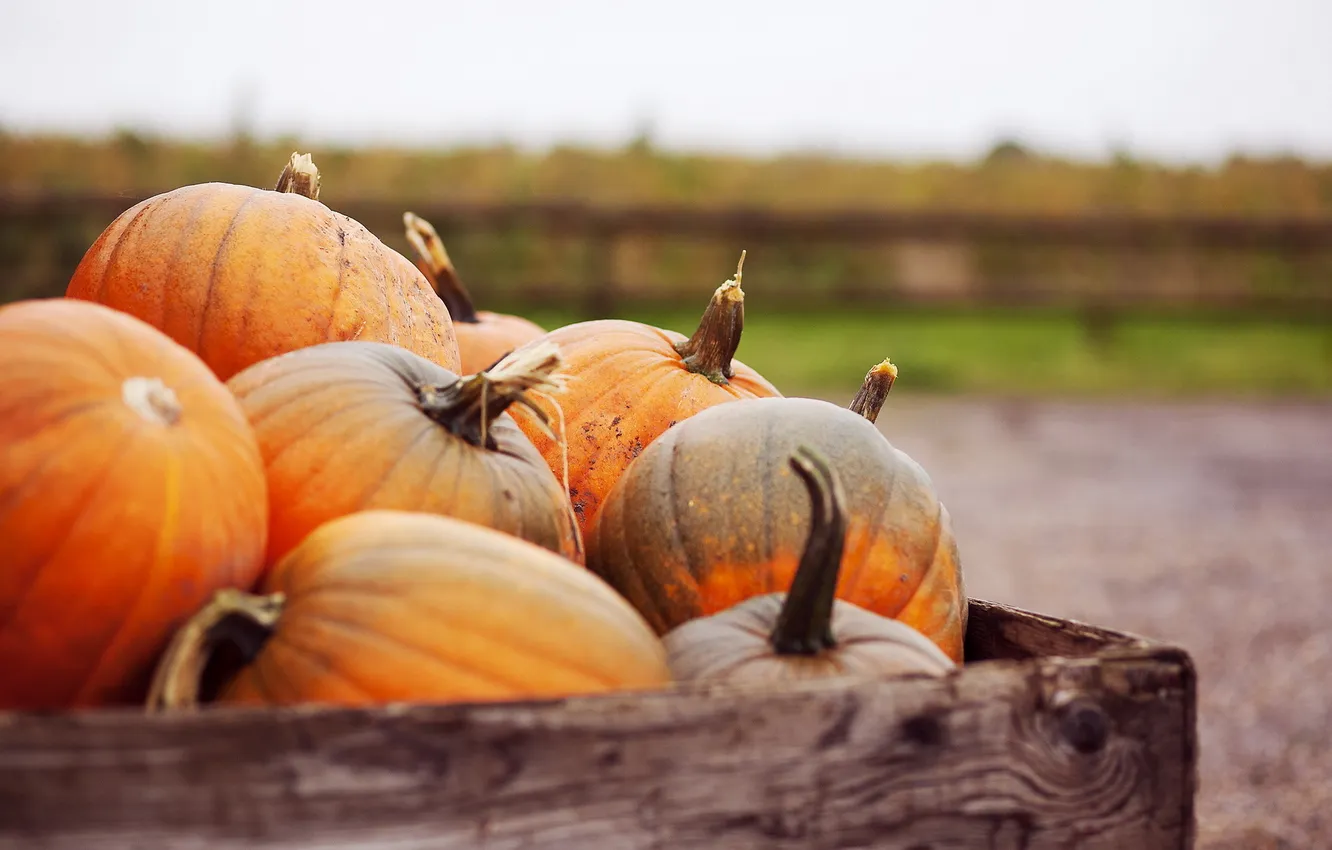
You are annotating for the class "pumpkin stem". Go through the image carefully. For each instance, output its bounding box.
[145,588,285,713]
[674,251,748,385]
[771,446,848,655]
[274,152,321,200]
[403,211,481,323]
[122,376,182,426]
[417,339,567,450]
[848,357,898,424]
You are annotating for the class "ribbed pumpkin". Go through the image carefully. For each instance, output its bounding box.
[404,211,546,374]
[511,253,781,542]
[65,153,461,381]
[587,361,967,662]
[147,510,672,709]
[0,298,268,709]
[226,338,581,567]
[664,446,957,684]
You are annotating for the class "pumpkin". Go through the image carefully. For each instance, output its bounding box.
[0,298,268,709]
[510,252,781,542]
[65,152,461,382]
[147,509,672,710]
[664,446,956,683]
[226,337,582,567]
[403,211,546,374]
[587,360,967,662]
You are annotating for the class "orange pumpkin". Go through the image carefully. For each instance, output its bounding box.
[404,211,546,374]
[0,298,268,709]
[148,510,672,710]
[65,153,461,382]
[664,446,957,684]
[511,252,781,542]
[588,362,967,662]
[226,338,582,567]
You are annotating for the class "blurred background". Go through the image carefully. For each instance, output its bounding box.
[2,1,1329,846]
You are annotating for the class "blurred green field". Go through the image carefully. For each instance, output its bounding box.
[3,131,1329,400]
[521,306,1332,399]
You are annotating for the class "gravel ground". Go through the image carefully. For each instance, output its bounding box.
[842,395,1332,850]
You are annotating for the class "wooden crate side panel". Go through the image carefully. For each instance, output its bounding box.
[965,599,1151,661]
[0,652,1193,850]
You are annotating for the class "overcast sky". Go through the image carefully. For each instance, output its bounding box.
[2,0,1329,163]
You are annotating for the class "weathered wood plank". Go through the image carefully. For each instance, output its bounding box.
[965,599,1150,661]
[0,644,1195,849]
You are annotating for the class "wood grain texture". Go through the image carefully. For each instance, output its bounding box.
[0,600,1197,850]
[965,598,1150,661]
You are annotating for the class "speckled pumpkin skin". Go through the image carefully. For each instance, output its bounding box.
[511,319,781,542]
[66,182,461,381]
[588,397,967,663]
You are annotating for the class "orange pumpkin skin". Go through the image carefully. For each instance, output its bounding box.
[588,397,967,663]
[663,446,957,684]
[453,311,548,375]
[402,211,546,375]
[65,182,461,382]
[515,317,780,541]
[226,340,581,567]
[215,510,671,707]
[0,298,268,709]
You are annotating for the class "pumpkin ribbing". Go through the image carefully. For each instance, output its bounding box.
[662,446,958,684]
[147,510,672,710]
[227,339,581,566]
[510,253,781,542]
[588,383,967,662]
[0,298,268,709]
[65,152,461,382]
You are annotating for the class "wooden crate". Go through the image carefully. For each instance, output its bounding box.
[0,598,1196,849]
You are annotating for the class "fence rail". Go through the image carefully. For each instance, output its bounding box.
[7,193,1332,249]
[3,192,1332,318]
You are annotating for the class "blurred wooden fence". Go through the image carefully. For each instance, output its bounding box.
[4,192,1332,321]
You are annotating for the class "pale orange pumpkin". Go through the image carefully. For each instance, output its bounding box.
[65,153,461,381]
[0,298,268,709]
[148,510,672,710]
[226,338,582,566]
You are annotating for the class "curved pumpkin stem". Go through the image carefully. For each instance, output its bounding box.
[674,251,748,385]
[848,357,898,424]
[145,588,285,713]
[403,211,481,324]
[274,152,321,200]
[771,445,848,655]
[418,339,567,450]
